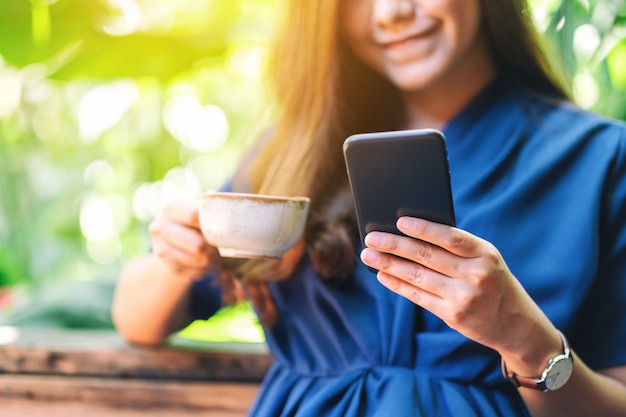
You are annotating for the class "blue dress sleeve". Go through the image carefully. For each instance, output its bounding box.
[571,126,626,370]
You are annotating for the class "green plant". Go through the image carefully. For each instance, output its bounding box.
[532,0,626,117]
[0,0,277,331]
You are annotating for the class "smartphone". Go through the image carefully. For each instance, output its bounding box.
[343,129,456,249]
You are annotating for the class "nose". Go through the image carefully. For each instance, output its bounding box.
[373,0,416,30]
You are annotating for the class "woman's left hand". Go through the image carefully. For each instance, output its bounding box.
[360,216,552,356]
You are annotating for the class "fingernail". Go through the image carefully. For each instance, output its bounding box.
[364,233,383,247]
[397,217,416,230]
[361,248,379,264]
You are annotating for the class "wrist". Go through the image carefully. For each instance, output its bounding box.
[501,329,574,392]
[500,326,563,376]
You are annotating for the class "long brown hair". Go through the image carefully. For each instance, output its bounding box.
[244,1,401,278]
[227,0,569,323]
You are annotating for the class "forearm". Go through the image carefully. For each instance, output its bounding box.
[112,254,197,345]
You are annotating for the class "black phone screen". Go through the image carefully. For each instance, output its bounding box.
[343,129,456,247]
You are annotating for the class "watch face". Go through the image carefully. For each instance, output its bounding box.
[544,355,574,391]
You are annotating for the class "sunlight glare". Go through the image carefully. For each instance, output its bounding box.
[573,72,599,108]
[103,0,143,36]
[591,1,617,32]
[227,46,266,81]
[0,67,22,118]
[78,81,138,143]
[132,167,204,223]
[573,24,601,62]
[187,155,229,192]
[83,160,115,187]
[529,0,563,32]
[80,192,131,263]
[80,193,117,241]
[132,183,157,221]
[162,94,229,152]
[133,0,212,33]
[161,167,202,203]
[87,236,122,265]
[0,326,19,346]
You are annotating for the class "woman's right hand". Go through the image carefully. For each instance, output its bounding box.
[149,200,221,282]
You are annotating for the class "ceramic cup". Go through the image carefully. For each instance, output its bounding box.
[198,191,310,259]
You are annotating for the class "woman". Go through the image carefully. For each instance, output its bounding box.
[112,0,626,415]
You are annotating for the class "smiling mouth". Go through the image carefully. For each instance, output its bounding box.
[383,35,423,50]
[379,24,439,49]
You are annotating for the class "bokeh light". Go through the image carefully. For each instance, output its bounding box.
[78,81,138,143]
[573,72,600,108]
[573,24,601,62]
[0,65,22,119]
[102,0,143,36]
[162,93,229,152]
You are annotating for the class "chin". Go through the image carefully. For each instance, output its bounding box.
[388,74,440,93]
[383,61,447,93]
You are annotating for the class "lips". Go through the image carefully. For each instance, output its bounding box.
[383,34,425,49]
[378,23,439,49]
[376,23,440,63]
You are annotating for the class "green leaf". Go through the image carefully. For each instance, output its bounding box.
[0,0,242,82]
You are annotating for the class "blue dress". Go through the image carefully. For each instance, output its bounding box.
[190,78,626,416]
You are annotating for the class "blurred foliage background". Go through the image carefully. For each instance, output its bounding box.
[0,0,625,334]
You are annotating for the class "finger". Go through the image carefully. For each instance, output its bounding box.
[360,247,454,297]
[363,231,461,278]
[376,270,444,314]
[396,217,483,258]
[151,218,211,258]
[162,201,201,228]
[153,243,215,272]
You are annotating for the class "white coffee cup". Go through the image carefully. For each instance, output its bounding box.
[198,191,310,259]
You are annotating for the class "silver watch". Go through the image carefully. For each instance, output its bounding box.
[501,330,574,392]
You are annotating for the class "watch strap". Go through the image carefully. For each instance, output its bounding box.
[501,330,571,392]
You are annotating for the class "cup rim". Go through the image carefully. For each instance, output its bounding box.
[200,191,310,204]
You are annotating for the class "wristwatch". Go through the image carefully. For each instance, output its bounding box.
[501,330,574,392]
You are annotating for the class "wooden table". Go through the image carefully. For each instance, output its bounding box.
[0,327,272,416]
